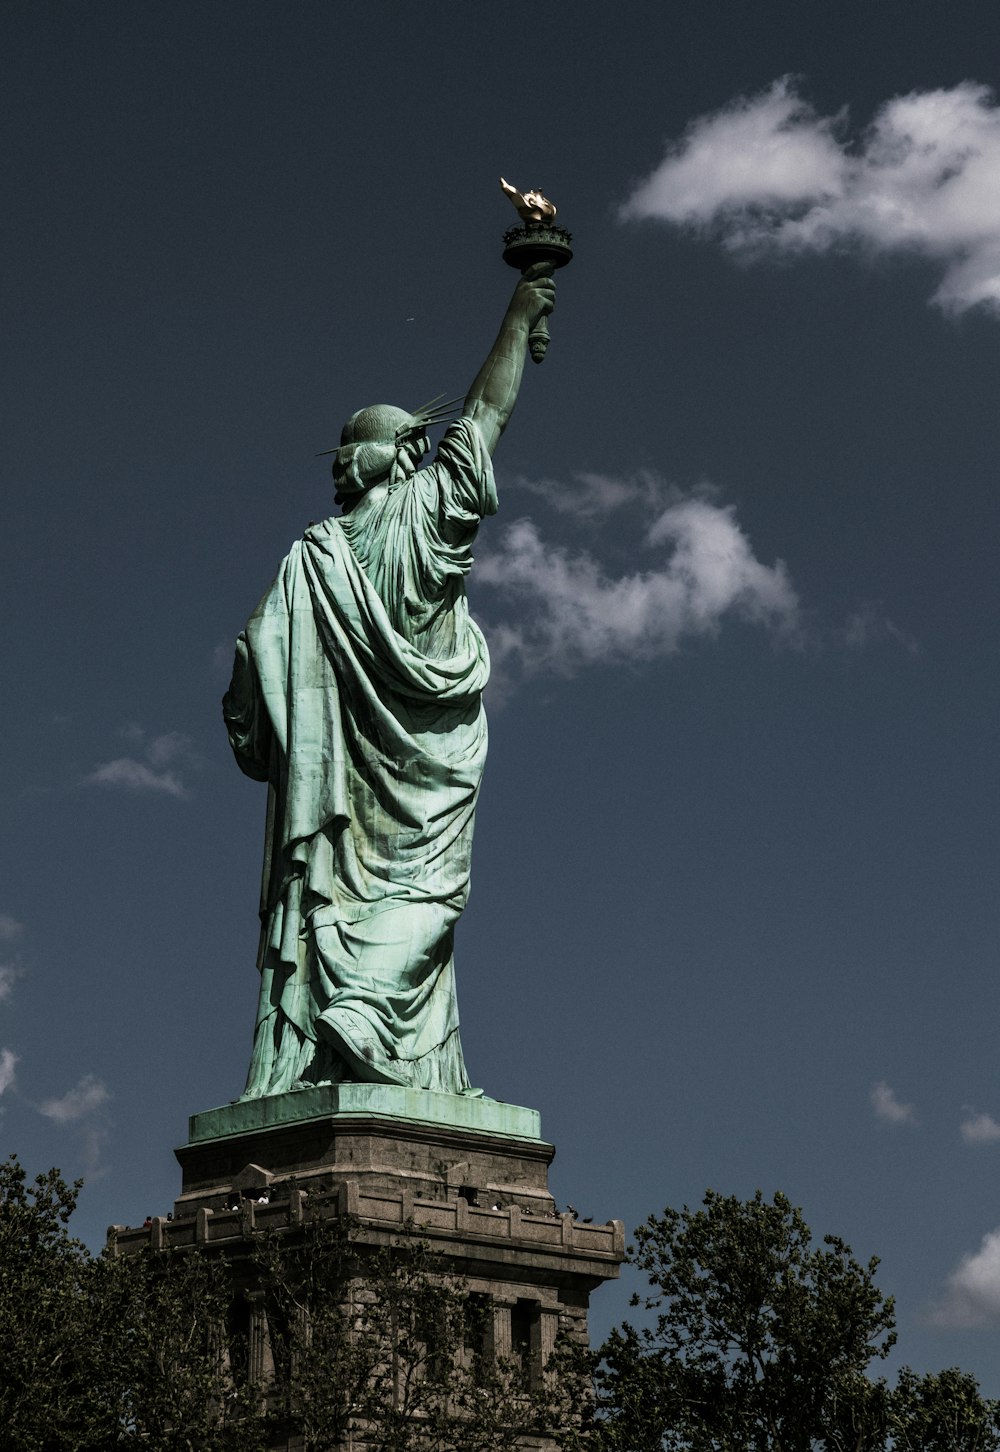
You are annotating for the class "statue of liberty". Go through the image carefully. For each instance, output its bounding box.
[223,259,556,1100]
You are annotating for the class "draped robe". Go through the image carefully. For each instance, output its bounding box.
[223,419,496,1098]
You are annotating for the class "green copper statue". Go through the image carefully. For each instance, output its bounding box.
[223,225,557,1100]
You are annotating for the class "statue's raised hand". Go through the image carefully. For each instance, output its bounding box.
[514,262,556,333]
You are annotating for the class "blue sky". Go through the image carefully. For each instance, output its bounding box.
[4,0,1000,1389]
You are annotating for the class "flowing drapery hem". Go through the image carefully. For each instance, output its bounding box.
[241,1012,471,1100]
[241,1008,349,1100]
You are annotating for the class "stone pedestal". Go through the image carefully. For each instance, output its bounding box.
[111,1086,623,1446]
[176,1083,551,1213]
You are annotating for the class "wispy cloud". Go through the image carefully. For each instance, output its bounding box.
[622,78,1000,316]
[0,1048,17,1096]
[0,913,24,942]
[871,1080,917,1127]
[77,1124,111,1177]
[843,603,919,656]
[84,725,201,799]
[509,469,670,521]
[931,1228,1000,1327]
[39,1073,111,1123]
[144,730,194,770]
[35,1074,112,1177]
[0,914,25,1006]
[476,484,799,692]
[87,758,189,797]
[961,1109,1000,1144]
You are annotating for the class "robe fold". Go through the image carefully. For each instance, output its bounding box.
[223,418,497,1098]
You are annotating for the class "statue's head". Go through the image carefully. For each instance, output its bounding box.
[332,405,429,507]
[322,394,463,509]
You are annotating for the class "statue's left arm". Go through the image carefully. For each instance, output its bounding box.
[223,633,272,782]
[462,265,555,455]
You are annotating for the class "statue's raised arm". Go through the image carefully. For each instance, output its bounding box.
[462,263,555,455]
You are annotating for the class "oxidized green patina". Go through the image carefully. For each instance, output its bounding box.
[224,261,555,1100]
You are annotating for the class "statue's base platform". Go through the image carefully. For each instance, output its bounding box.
[174,1083,554,1220]
[188,1082,542,1145]
[155,1082,622,1291]
[126,1086,624,1300]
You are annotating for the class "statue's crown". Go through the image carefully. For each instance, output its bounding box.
[319,395,464,503]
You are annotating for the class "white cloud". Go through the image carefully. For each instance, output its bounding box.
[39,1073,111,1123]
[476,487,799,689]
[932,1227,1000,1327]
[622,78,1000,315]
[510,469,669,520]
[0,913,24,942]
[143,731,193,769]
[0,1048,17,1095]
[85,758,188,797]
[871,1080,917,1126]
[0,917,25,1007]
[78,1123,110,1178]
[843,603,919,656]
[624,78,846,225]
[84,725,201,798]
[961,1109,1000,1144]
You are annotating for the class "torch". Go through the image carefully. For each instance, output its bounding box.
[500,178,573,363]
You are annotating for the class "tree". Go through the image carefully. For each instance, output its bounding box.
[0,1155,126,1448]
[1,1155,585,1449]
[17,1158,1000,1452]
[0,1154,269,1449]
[108,1247,268,1451]
[591,1190,896,1452]
[889,1367,1000,1452]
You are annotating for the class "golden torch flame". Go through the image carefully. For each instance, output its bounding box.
[500,177,557,224]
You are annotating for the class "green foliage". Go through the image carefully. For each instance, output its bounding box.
[8,1161,1000,1452]
[2,1158,579,1449]
[582,1192,1000,1452]
[0,1155,123,1448]
[889,1367,1000,1451]
[108,1248,268,1451]
[592,1190,897,1452]
[0,1155,269,1449]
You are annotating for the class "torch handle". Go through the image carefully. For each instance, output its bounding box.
[528,316,550,364]
[502,233,569,364]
